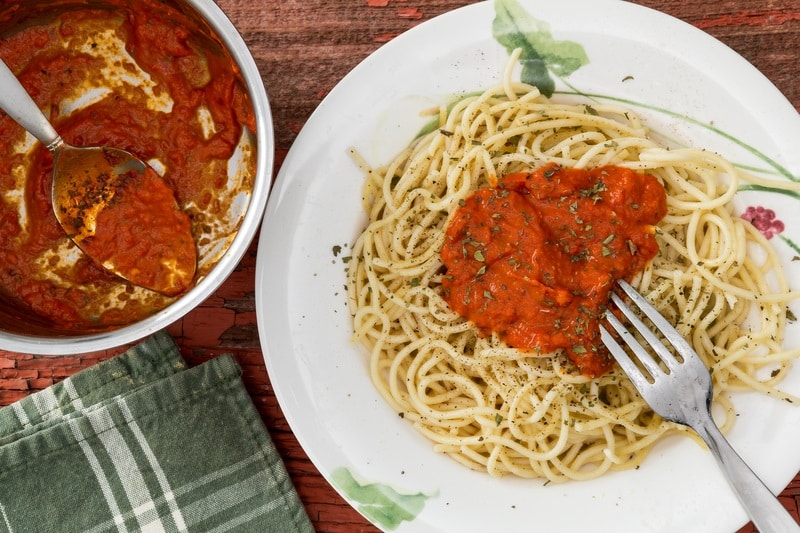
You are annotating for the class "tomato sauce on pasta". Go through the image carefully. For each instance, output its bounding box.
[441,164,666,377]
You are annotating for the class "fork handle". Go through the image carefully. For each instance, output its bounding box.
[694,420,800,533]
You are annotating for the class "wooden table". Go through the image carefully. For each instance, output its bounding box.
[1,1,799,531]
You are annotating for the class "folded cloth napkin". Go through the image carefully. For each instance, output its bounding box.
[0,331,314,533]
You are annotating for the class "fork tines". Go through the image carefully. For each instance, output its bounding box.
[599,279,709,385]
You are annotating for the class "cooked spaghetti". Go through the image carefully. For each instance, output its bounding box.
[346,52,800,482]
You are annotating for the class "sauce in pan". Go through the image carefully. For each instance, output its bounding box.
[0,0,256,330]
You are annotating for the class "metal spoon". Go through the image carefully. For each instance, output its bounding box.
[0,56,196,296]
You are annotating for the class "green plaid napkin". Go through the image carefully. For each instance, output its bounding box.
[0,331,314,533]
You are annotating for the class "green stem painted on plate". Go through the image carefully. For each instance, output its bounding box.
[738,184,800,201]
[779,234,800,256]
[554,90,798,182]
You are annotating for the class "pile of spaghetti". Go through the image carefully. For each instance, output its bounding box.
[346,56,800,482]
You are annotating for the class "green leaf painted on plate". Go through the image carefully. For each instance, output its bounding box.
[331,467,435,531]
[492,0,589,96]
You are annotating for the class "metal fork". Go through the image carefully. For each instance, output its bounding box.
[600,279,800,533]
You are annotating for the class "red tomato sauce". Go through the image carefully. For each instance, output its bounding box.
[440,164,667,377]
[77,164,197,297]
[0,0,254,331]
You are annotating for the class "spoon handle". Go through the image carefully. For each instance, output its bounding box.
[0,56,61,149]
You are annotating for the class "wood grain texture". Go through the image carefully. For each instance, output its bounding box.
[0,1,798,532]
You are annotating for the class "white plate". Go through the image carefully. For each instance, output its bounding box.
[256,1,800,531]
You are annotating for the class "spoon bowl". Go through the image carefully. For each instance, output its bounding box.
[0,56,196,296]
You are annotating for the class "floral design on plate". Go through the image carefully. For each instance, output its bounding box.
[330,467,437,531]
[742,206,785,240]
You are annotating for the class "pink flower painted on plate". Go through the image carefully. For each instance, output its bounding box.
[741,206,785,239]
